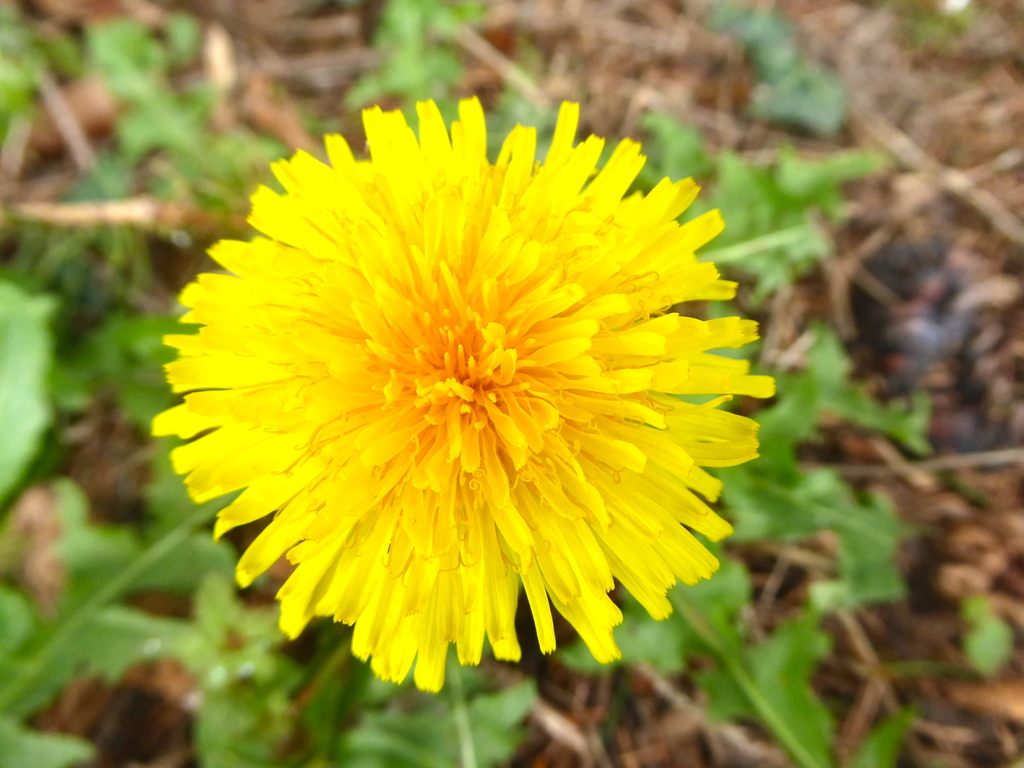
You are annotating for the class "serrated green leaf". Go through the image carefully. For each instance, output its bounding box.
[726,465,907,609]
[76,606,186,679]
[750,63,847,136]
[5,605,185,713]
[346,0,482,106]
[720,326,912,609]
[0,717,94,768]
[612,596,691,672]
[693,153,832,303]
[712,3,848,135]
[695,610,834,768]
[464,680,537,768]
[710,3,797,82]
[828,492,906,607]
[174,575,300,768]
[51,473,233,607]
[847,708,914,768]
[636,112,712,189]
[86,19,166,100]
[54,312,181,428]
[776,148,886,212]
[803,328,931,455]
[0,281,54,504]
[337,677,535,768]
[341,708,452,768]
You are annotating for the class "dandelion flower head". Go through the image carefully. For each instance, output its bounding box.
[155,98,774,691]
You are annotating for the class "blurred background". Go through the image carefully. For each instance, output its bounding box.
[1,1,1023,766]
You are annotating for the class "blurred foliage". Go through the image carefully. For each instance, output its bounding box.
[337,667,536,768]
[0,4,964,768]
[82,17,282,212]
[175,575,301,768]
[711,2,848,135]
[0,282,54,505]
[961,595,1014,675]
[0,6,43,138]
[346,0,483,109]
[882,0,977,48]
[640,112,886,303]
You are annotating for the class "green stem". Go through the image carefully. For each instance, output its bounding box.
[0,503,217,713]
[450,664,478,768]
[672,593,829,768]
[699,225,816,264]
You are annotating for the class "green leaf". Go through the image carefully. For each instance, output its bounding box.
[463,680,537,768]
[165,12,201,67]
[51,472,233,608]
[339,680,536,768]
[750,62,847,137]
[776,148,886,215]
[694,153,831,303]
[54,313,181,427]
[0,586,33,658]
[711,3,848,135]
[847,708,914,768]
[174,575,301,768]
[802,328,931,455]
[0,281,54,504]
[693,149,881,303]
[720,326,912,609]
[559,553,752,674]
[636,112,712,189]
[346,0,483,106]
[815,490,907,609]
[710,3,797,82]
[610,595,692,673]
[692,609,835,768]
[86,19,167,100]
[341,707,453,768]
[725,465,907,609]
[5,605,185,714]
[0,7,45,136]
[0,493,218,717]
[76,606,185,679]
[0,716,93,768]
[962,596,1013,675]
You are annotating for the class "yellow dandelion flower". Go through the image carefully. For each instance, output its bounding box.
[155,98,774,692]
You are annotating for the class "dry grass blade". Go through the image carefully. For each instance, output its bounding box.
[807,447,1024,479]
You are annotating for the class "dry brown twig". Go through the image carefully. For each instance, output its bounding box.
[804,447,1024,479]
[0,114,32,183]
[853,107,1024,251]
[255,49,378,90]
[37,71,96,173]
[453,25,549,109]
[530,699,594,767]
[634,664,794,768]
[1,197,242,232]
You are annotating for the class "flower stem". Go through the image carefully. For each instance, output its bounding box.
[450,664,478,768]
[0,503,217,714]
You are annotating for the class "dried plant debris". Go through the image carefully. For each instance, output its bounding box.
[1,0,1023,767]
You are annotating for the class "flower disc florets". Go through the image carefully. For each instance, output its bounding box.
[156,98,774,691]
